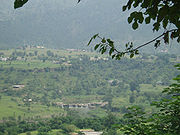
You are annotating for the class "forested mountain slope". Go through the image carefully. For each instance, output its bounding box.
[1,0,180,53]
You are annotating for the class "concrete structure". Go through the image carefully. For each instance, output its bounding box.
[81,131,103,135]
[54,102,108,109]
[13,85,25,89]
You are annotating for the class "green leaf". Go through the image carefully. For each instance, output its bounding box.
[157,6,168,23]
[127,2,132,10]
[101,47,107,54]
[133,0,140,8]
[107,39,114,48]
[94,44,100,50]
[125,43,128,48]
[115,54,121,60]
[132,21,138,30]
[138,12,144,24]
[164,32,169,44]
[112,54,116,59]
[88,34,99,46]
[130,53,134,58]
[122,6,127,11]
[135,50,139,54]
[14,0,28,9]
[145,17,151,24]
[130,12,137,18]
[153,22,160,31]
[128,17,133,24]
[109,48,114,56]
[107,39,113,44]
[87,38,93,46]
[163,17,168,29]
[154,40,161,48]
[93,34,99,39]
[102,38,106,43]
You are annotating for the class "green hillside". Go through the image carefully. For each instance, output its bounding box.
[0,47,179,120]
[0,47,180,135]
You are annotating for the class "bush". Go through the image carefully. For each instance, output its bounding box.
[60,124,77,133]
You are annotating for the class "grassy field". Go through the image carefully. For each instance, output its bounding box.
[19,131,38,135]
[61,95,103,104]
[0,84,165,120]
[0,95,64,120]
[111,84,164,112]
[0,48,108,70]
[0,60,61,69]
[0,48,105,58]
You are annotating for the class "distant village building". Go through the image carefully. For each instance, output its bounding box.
[54,102,108,109]
[62,62,72,66]
[79,129,103,135]
[16,57,22,60]
[108,79,121,85]
[23,98,32,102]
[0,57,9,61]
[36,46,44,49]
[108,80,114,84]
[82,131,103,135]
[28,99,32,102]
[90,57,101,61]
[13,85,25,89]
[90,57,108,61]
[66,49,79,52]
[102,57,108,61]
[156,80,163,85]
[52,60,61,64]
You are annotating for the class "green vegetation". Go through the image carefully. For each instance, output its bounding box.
[3,0,180,134]
[0,95,64,120]
[0,48,179,118]
[118,65,180,134]
[0,47,179,134]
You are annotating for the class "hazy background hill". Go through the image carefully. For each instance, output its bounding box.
[0,0,180,53]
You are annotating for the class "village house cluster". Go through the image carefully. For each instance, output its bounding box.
[54,102,108,109]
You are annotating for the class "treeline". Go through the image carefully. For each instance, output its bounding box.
[0,111,122,135]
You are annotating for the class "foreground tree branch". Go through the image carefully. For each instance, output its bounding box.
[14,0,180,59]
[88,28,179,59]
[87,0,180,59]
